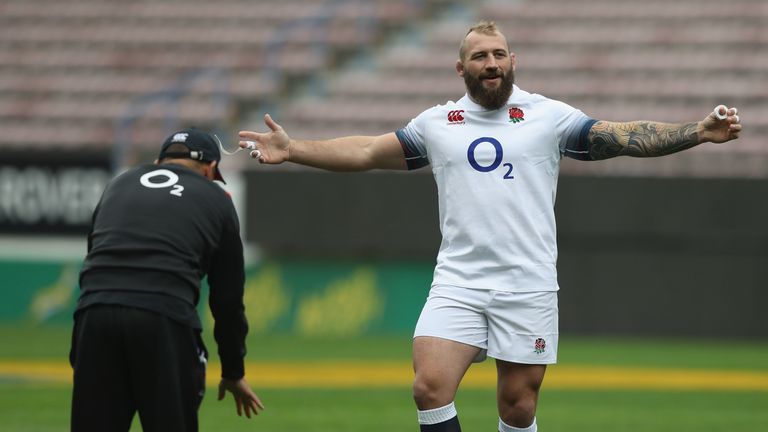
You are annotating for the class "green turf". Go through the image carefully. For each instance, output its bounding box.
[3,324,767,370]
[537,390,768,432]
[2,325,768,431]
[557,336,768,371]
[0,325,73,360]
[1,384,766,432]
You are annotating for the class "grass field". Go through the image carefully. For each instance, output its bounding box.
[1,325,767,431]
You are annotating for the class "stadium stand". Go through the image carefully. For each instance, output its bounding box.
[279,0,767,177]
[0,0,441,164]
[0,0,764,177]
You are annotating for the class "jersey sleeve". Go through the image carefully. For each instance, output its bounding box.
[395,111,430,170]
[207,201,248,380]
[547,99,598,161]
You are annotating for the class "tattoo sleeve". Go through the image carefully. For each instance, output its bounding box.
[587,121,700,160]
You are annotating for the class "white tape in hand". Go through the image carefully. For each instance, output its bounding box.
[713,105,729,120]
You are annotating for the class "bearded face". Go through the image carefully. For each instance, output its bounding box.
[462,65,514,111]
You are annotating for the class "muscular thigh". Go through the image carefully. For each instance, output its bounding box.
[412,286,489,401]
[413,336,481,383]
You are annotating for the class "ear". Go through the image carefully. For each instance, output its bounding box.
[510,52,517,71]
[206,161,218,180]
[455,59,464,77]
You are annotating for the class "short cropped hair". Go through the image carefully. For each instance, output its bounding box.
[458,20,508,61]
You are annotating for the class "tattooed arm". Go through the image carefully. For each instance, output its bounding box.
[587,121,699,160]
[585,108,742,161]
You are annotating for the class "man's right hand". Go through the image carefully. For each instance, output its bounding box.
[239,113,291,164]
[218,377,265,418]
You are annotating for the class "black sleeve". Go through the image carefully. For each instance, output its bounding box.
[86,194,104,253]
[207,209,248,380]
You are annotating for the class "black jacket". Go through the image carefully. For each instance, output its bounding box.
[77,163,248,379]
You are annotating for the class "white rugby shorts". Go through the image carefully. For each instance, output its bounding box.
[413,285,559,364]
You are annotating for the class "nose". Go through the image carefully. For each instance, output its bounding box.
[485,56,499,71]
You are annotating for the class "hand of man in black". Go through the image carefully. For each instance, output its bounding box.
[218,378,265,418]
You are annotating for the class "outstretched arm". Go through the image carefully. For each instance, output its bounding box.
[239,114,407,171]
[586,107,741,160]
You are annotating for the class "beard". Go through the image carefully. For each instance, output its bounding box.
[463,67,514,110]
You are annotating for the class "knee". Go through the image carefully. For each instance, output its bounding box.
[498,393,538,427]
[412,373,451,408]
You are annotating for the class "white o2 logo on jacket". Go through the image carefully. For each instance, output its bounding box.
[140,169,184,197]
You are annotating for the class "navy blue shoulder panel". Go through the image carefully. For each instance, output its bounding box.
[395,128,430,170]
[564,118,598,161]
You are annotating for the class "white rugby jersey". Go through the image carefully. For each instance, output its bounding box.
[396,85,596,292]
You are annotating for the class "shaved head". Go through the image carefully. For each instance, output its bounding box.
[459,21,509,61]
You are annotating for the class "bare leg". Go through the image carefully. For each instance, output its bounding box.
[495,360,546,428]
[412,336,481,409]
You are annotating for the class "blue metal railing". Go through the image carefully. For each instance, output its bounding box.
[112,67,229,172]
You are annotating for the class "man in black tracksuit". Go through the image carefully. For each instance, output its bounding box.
[70,128,264,431]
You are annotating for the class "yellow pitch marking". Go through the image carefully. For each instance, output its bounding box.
[2,361,768,391]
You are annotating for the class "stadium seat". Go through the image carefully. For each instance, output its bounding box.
[0,0,763,177]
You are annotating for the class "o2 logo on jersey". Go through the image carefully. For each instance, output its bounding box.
[139,169,185,197]
[467,137,514,179]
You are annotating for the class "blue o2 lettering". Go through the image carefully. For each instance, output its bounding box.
[467,137,513,179]
[503,163,514,179]
[467,137,503,172]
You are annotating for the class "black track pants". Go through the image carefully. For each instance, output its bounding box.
[70,305,207,432]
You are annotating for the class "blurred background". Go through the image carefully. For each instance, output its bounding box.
[0,0,766,430]
[1,0,765,339]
